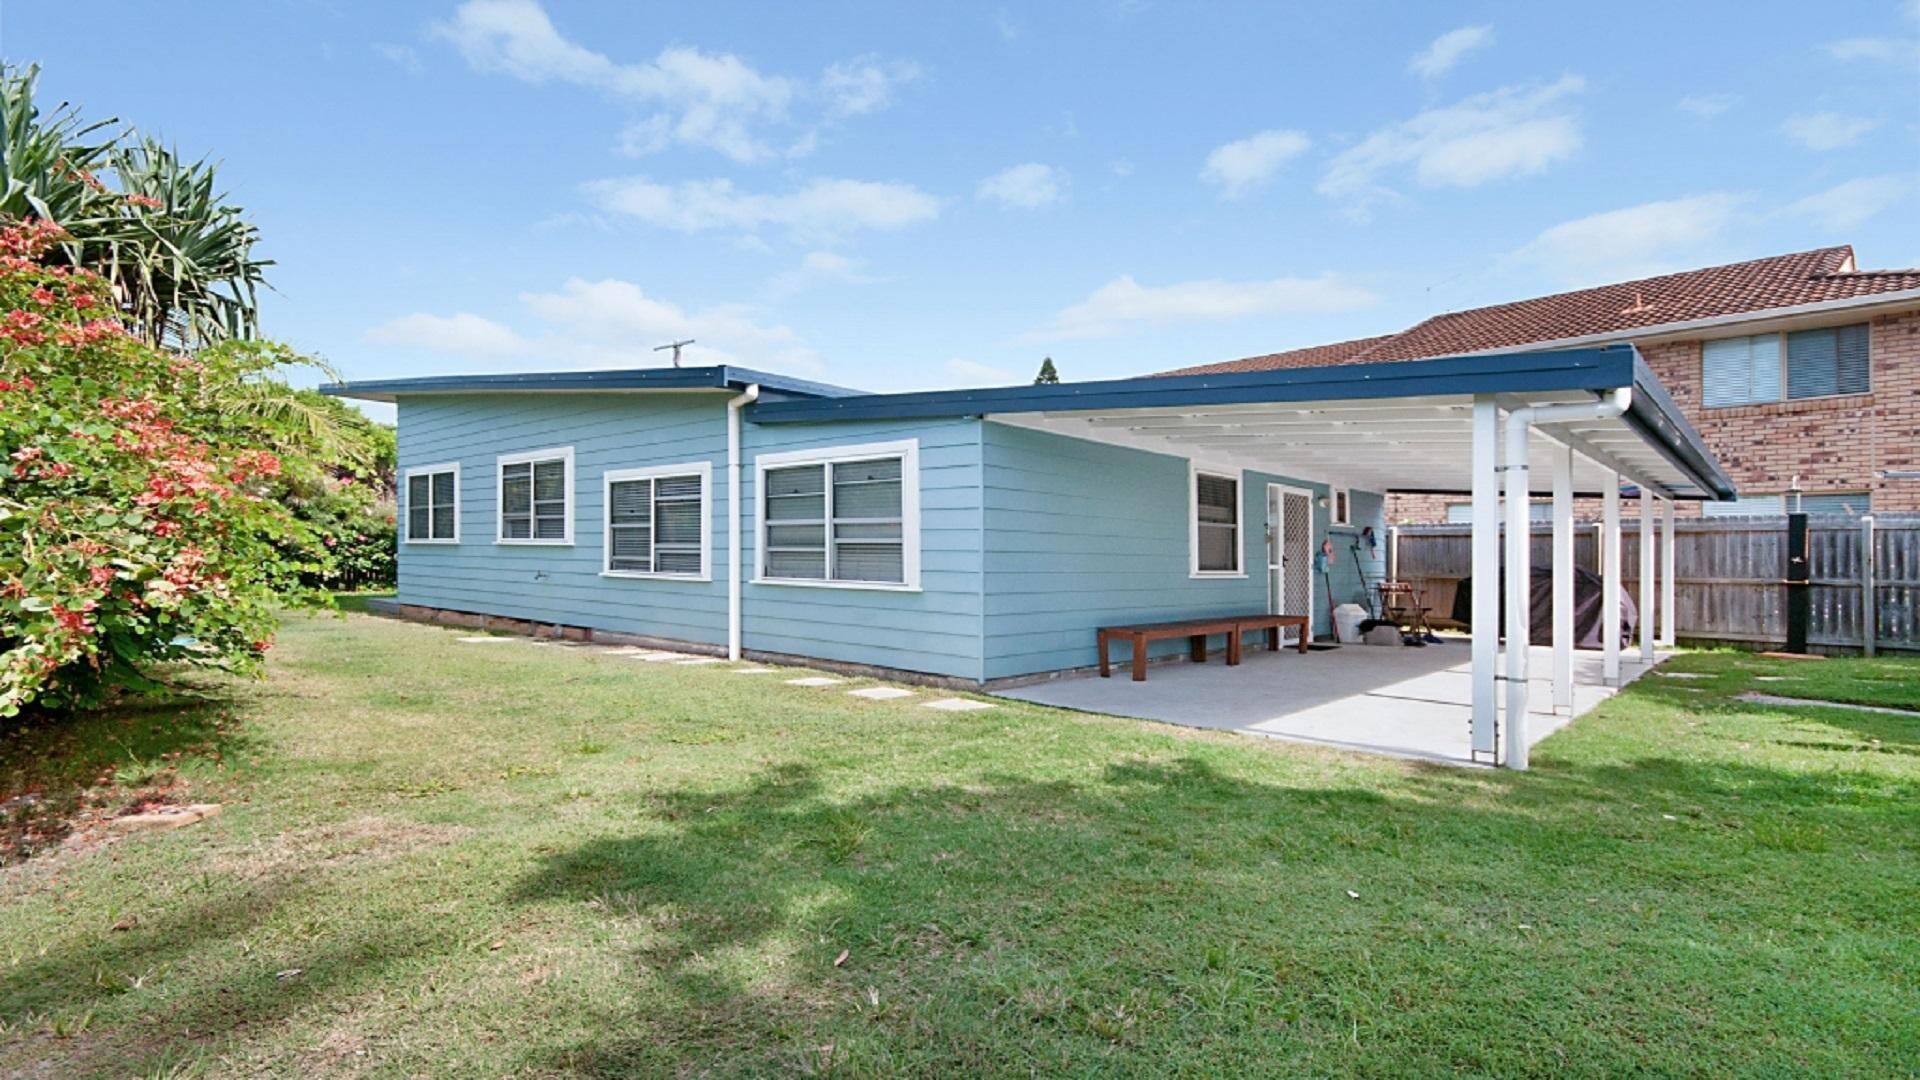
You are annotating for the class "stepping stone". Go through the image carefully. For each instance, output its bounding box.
[639,652,690,663]
[1753,676,1795,682]
[786,676,842,687]
[848,687,915,701]
[675,657,724,666]
[457,636,516,644]
[1736,692,1920,718]
[1655,672,1707,679]
[923,698,995,712]
[730,667,777,675]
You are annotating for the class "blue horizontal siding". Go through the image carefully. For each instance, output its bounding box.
[741,417,984,680]
[978,421,1385,680]
[396,393,731,646]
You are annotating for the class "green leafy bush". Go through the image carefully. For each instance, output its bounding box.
[0,220,323,716]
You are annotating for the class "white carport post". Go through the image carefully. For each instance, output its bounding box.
[1659,498,1677,647]
[1602,476,1622,686]
[1470,396,1501,762]
[1639,489,1656,664]
[1551,443,1575,714]
[1503,405,1534,769]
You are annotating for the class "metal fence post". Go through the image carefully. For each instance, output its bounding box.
[1862,515,1876,657]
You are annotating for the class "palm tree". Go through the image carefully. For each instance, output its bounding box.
[0,64,269,347]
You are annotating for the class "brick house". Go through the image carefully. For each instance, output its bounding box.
[1167,247,1920,522]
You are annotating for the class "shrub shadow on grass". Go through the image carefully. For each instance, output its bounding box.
[1,684,259,863]
[505,751,1917,1076]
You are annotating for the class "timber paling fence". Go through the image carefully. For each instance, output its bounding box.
[1389,514,1920,655]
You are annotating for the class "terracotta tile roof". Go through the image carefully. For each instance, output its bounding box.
[1164,246,1920,376]
[1166,334,1396,375]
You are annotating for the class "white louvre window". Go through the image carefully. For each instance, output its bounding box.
[1445,500,1553,525]
[756,440,920,589]
[404,464,459,543]
[1330,486,1352,527]
[1702,333,1781,407]
[604,463,709,578]
[1193,470,1241,575]
[497,447,573,544]
[1703,323,1869,407]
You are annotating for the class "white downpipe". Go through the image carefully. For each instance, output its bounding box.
[726,384,761,660]
[1501,388,1631,770]
[1639,489,1655,664]
[1659,498,1676,647]
[1551,443,1575,714]
[1470,397,1500,761]
[1503,406,1533,769]
[1602,478,1622,686]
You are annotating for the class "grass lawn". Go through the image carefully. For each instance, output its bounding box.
[2,611,1916,1077]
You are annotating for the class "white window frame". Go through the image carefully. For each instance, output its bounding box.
[1189,464,1246,579]
[1328,485,1352,528]
[601,461,712,581]
[753,438,921,592]
[495,446,575,546]
[402,462,460,544]
[1702,322,1871,408]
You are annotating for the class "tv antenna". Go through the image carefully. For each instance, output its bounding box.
[654,338,695,368]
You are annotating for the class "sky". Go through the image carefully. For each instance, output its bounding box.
[7,1,1918,418]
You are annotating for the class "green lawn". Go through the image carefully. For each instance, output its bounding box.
[2,612,1916,1077]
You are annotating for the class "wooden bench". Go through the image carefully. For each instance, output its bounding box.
[1097,613,1311,682]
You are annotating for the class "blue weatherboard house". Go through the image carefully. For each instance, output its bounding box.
[325,349,1732,744]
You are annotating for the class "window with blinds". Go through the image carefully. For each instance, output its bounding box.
[761,451,909,585]
[498,449,572,543]
[404,465,458,542]
[1194,471,1240,574]
[1702,323,1869,407]
[606,468,706,576]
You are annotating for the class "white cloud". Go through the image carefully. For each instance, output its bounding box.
[976,163,1067,209]
[1677,93,1738,118]
[1517,194,1747,286]
[944,358,1020,386]
[373,42,424,75]
[821,55,921,116]
[1110,158,1135,177]
[432,0,914,163]
[1408,25,1494,79]
[1824,36,1920,66]
[584,175,941,237]
[769,250,877,296]
[1781,175,1917,230]
[1035,273,1376,340]
[365,278,821,374]
[994,9,1022,41]
[364,312,529,357]
[1320,76,1584,218]
[1200,129,1311,198]
[1782,111,1880,151]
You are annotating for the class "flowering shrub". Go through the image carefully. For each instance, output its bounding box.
[0,220,321,716]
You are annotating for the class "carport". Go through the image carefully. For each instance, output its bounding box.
[750,344,1736,768]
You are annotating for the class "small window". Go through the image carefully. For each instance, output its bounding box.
[1329,486,1352,527]
[1445,500,1554,524]
[1703,323,1869,407]
[1703,491,1873,518]
[498,447,573,544]
[757,440,919,589]
[404,464,459,543]
[1193,469,1241,575]
[604,463,710,578]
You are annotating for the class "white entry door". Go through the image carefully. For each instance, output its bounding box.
[1266,484,1314,644]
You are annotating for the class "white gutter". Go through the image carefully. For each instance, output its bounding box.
[1449,287,1920,359]
[726,384,761,660]
[1501,387,1632,769]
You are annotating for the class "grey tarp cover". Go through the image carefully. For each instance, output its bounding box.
[1450,566,1637,649]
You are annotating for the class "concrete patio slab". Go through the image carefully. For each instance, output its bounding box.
[786,676,843,687]
[996,640,1664,765]
[848,687,915,700]
[924,698,995,712]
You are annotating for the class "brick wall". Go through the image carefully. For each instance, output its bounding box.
[1388,306,1920,523]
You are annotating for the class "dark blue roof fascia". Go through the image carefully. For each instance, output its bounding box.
[747,345,1640,424]
[318,365,862,402]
